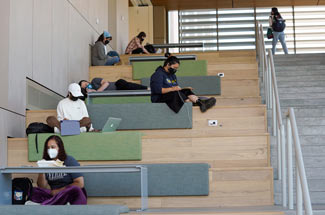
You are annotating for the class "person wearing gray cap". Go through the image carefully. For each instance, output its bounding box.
[46,83,94,132]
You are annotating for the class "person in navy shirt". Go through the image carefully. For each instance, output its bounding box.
[150,55,216,113]
[29,135,87,205]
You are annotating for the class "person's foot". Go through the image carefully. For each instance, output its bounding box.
[199,97,216,113]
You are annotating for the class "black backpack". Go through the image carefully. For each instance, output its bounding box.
[26,122,54,135]
[12,178,33,204]
[272,17,286,32]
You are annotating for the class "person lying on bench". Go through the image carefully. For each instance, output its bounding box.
[47,83,94,132]
[150,55,216,113]
[29,135,87,205]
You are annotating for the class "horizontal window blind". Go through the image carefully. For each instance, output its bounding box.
[170,6,325,54]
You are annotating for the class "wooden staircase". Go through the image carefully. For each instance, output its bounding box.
[7,50,283,214]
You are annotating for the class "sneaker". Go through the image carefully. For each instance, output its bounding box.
[25,200,41,205]
[199,97,216,113]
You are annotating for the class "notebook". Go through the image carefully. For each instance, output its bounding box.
[60,120,81,136]
[102,117,122,132]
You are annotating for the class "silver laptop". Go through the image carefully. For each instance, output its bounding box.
[102,117,122,132]
[60,120,80,136]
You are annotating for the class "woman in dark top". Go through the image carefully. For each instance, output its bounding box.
[150,55,216,113]
[29,135,87,205]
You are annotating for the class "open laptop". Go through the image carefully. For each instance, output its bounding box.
[60,120,81,136]
[102,117,122,132]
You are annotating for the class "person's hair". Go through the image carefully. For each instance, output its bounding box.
[96,33,105,42]
[78,80,88,89]
[163,55,180,67]
[42,135,67,161]
[137,32,146,39]
[164,53,172,58]
[271,7,281,18]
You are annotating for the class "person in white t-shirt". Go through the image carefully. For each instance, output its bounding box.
[47,83,93,133]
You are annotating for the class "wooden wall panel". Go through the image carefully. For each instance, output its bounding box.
[152,0,320,10]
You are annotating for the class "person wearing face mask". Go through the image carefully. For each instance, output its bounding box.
[46,83,94,132]
[91,31,120,66]
[28,135,87,205]
[150,55,216,113]
[78,78,149,99]
[125,32,150,54]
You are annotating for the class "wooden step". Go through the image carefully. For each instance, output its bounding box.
[7,133,270,168]
[129,212,284,215]
[86,167,273,208]
[221,80,260,97]
[214,96,261,106]
[25,105,267,135]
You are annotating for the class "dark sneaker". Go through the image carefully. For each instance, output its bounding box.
[200,97,216,113]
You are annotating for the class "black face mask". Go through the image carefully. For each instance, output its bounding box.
[70,95,79,101]
[104,40,110,45]
[140,38,144,42]
[168,67,177,75]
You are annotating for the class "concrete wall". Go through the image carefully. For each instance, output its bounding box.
[0,0,110,166]
[108,0,129,54]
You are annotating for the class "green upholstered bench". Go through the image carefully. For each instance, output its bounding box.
[132,60,207,80]
[0,205,129,215]
[87,103,192,130]
[27,132,142,161]
[86,90,151,105]
[84,163,210,197]
[141,76,221,95]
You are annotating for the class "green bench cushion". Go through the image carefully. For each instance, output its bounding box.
[141,76,221,95]
[88,96,151,104]
[27,132,142,161]
[132,60,207,80]
[0,205,129,215]
[87,103,192,130]
[84,163,210,197]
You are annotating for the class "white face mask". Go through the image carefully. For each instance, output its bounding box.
[47,148,58,159]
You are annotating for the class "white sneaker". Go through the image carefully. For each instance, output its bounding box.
[25,200,40,205]
[156,48,162,54]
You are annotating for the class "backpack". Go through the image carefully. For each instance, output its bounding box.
[12,178,33,204]
[26,122,54,153]
[26,122,54,135]
[272,16,286,32]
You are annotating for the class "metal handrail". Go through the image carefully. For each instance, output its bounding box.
[256,22,313,214]
[286,108,313,215]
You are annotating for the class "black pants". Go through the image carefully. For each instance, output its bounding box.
[156,89,195,113]
[115,79,148,90]
[131,45,156,54]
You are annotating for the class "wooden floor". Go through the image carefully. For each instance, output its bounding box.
[7,50,280,210]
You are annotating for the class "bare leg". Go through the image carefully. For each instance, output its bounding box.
[46,116,61,130]
[79,117,91,131]
[187,95,199,103]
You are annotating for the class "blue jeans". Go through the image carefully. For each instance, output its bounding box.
[272,31,288,55]
[105,51,120,65]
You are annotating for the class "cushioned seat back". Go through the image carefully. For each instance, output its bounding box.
[132,60,207,80]
[87,103,192,130]
[141,76,221,95]
[27,132,142,161]
[84,163,210,197]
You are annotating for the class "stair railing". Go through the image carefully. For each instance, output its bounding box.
[286,108,313,215]
[256,22,313,214]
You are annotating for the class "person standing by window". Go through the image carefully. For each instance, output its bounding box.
[269,7,289,55]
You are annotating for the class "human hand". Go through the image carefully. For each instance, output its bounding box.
[172,86,181,91]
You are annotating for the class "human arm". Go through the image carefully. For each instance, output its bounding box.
[161,86,181,94]
[135,38,150,54]
[269,16,273,27]
[96,79,109,92]
[37,173,49,189]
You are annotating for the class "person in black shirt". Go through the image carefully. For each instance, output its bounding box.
[150,55,216,113]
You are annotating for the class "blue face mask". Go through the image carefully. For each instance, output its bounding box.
[86,84,93,89]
